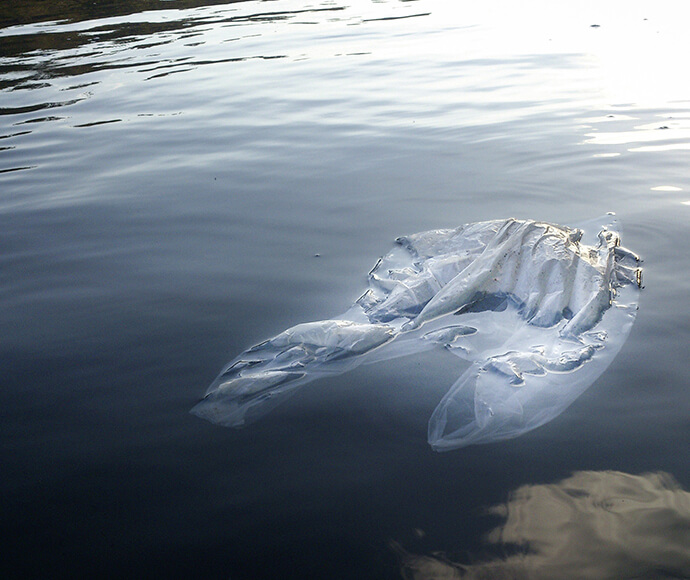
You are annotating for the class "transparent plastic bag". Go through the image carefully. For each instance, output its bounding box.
[192,215,642,450]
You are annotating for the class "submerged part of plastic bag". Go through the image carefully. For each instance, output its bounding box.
[192,216,642,451]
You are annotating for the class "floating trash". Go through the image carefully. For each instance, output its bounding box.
[192,216,642,451]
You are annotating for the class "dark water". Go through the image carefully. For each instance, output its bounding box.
[2,0,689,578]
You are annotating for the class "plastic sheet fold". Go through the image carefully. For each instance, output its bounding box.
[192,216,642,450]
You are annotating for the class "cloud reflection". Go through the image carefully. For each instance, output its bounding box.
[394,471,690,579]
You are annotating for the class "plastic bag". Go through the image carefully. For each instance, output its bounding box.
[192,215,642,450]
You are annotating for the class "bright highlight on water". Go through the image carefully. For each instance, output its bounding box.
[192,215,642,450]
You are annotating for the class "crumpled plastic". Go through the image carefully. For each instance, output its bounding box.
[192,215,642,451]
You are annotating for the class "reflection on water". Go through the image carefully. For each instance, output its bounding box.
[583,116,690,153]
[394,470,690,579]
[5,0,690,186]
[0,0,439,183]
[0,0,249,28]
[0,3,336,91]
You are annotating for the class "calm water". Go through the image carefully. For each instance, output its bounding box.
[2,0,689,578]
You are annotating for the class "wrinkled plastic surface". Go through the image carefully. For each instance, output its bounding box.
[192,216,642,451]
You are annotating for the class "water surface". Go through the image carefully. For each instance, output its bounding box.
[2,0,689,577]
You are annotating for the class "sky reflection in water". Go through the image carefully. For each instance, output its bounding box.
[395,470,690,580]
[2,0,690,187]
